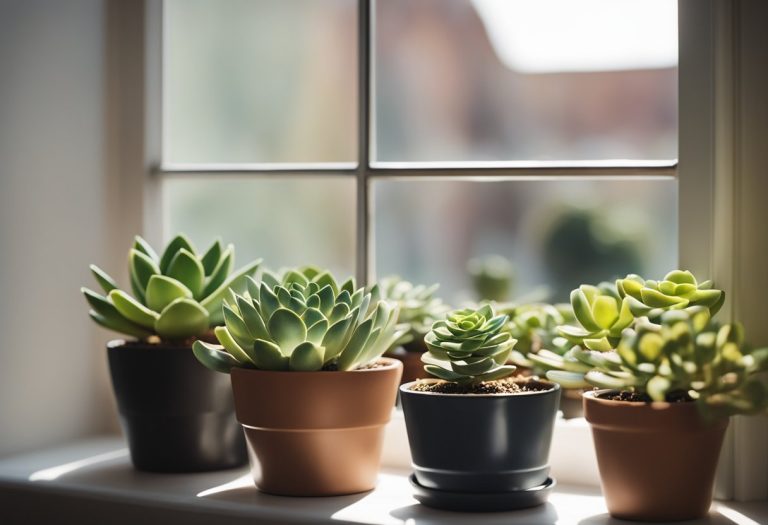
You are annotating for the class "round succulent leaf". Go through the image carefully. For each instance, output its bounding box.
[592,296,620,329]
[312,271,339,296]
[155,298,209,339]
[306,319,329,344]
[213,325,254,365]
[658,280,677,296]
[109,289,159,329]
[321,315,355,362]
[570,288,602,332]
[640,288,687,308]
[617,275,644,299]
[583,337,613,351]
[192,340,240,374]
[424,365,465,382]
[476,365,517,382]
[546,370,590,388]
[251,339,289,370]
[665,270,697,285]
[585,370,636,390]
[159,234,195,274]
[289,341,325,371]
[647,375,672,401]
[268,308,307,354]
[557,324,591,340]
[145,274,193,312]
[329,302,350,323]
[166,248,205,299]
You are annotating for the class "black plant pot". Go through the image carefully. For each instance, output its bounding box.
[400,380,560,494]
[107,340,246,472]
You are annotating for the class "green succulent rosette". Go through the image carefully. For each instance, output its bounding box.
[193,267,406,373]
[502,303,571,368]
[422,305,517,384]
[556,282,634,351]
[616,270,725,319]
[83,234,261,341]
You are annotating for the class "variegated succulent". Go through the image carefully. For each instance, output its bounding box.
[376,276,449,352]
[193,267,406,372]
[616,270,725,319]
[556,282,634,351]
[544,308,768,417]
[82,235,261,341]
[422,305,517,384]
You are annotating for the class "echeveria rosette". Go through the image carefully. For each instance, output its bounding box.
[616,270,725,319]
[422,305,517,384]
[556,282,634,351]
[376,276,450,351]
[193,267,406,373]
[82,234,261,341]
[544,308,768,417]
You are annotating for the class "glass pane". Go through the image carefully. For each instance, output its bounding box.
[163,177,356,278]
[164,0,357,164]
[374,0,678,162]
[374,178,677,305]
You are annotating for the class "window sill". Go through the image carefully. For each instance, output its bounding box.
[1,437,766,525]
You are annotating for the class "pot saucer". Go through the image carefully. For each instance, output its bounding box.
[408,474,555,512]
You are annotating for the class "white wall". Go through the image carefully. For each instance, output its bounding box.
[0,0,116,456]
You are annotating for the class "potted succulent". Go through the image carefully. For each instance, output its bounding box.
[400,305,561,512]
[504,303,584,418]
[467,255,514,302]
[193,267,404,496]
[541,271,768,521]
[377,276,449,384]
[82,234,260,472]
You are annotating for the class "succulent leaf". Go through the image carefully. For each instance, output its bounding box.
[192,340,241,373]
[155,298,209,339]
[109,289,158,329]
[145,275,193,312]
[90,264,119,294]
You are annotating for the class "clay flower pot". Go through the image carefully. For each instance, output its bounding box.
[584,390,729,521]
[400,380,560,494]
[230,357,402,496]
[108,340,246,472]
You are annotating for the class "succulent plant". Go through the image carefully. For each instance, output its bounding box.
[616,270,725,319]
[83,235,261,341]
[422,305,517,384]
[467,255,514,302]
[193,267,406,373]
[501,303,570,368]
[376,276,450,352]
[544,308,768,417]
[556,282,634,351]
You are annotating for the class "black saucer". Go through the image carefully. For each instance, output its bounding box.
[409,474,555,512]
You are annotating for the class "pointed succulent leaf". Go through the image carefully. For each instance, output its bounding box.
[202,246,234,297]
[192,340,240,374]
[159,234,195,273]
[252,339,289,369]
[321,316,354,362]
[268,308,307,354]
[336,318,374,370]
[236,295,270,340]
[133,235,159,262]
[88,309,153,338]
[90,264,119,294]
[200,239,222,275]
[223,303,255,349]
[166,248,205,299]
[213,325,254,365]
[306,319,329,344]
[571,288,602,332]
[200,259,262,323]
[145,275,193,312]
[129,248,160,294]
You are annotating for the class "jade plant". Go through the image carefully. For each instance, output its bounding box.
[193,267,406,372]
[82,235,261,341]
[376,276,449,352]
[545,308,768,416]
[616,270,725,319]
[422,305,517,383]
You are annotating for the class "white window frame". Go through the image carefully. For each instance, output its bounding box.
[112,0,768,499]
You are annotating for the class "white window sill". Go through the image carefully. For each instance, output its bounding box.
[1,437,766,525]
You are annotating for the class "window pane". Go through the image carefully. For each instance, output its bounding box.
[374,0,678,162]
[373,178,677,304]
[163,177,356,278]
[164,0,357,164]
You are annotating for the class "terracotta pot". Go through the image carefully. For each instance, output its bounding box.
[386,346,428,385]
[230,358,403,496]
[559,387,585,419]
[108,340,246,472]
[584,390,729,521]
[400,379,560,493]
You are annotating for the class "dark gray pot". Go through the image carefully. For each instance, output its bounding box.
[400,380,560,493]
[108,339,247,472]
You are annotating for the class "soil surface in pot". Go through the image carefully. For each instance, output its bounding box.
[597,390,694,403]
[119,331,217,349]
[410,378,554,394]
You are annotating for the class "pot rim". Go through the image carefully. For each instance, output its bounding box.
[107,338,193,351]
[231,356,403,378]
[583,389,697,410]
[400,378,560,398]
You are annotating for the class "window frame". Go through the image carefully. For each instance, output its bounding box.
[135,0,765,499]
